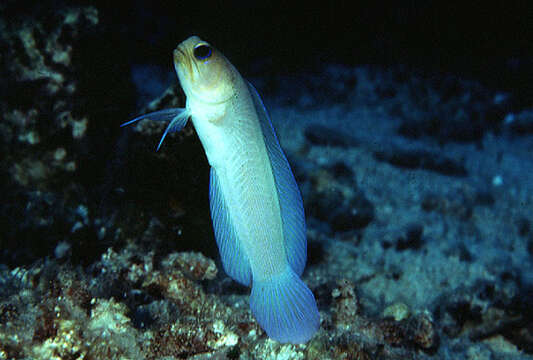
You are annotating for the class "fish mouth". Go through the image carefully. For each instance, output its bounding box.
[173,46,194,80]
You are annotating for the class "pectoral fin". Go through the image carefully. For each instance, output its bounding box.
[121,108,190,151]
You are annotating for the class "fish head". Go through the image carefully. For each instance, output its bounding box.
[174,36,237,105]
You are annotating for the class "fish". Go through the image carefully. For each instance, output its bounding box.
[122,36,320,344]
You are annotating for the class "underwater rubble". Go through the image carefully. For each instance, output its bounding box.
[1,2,533,360]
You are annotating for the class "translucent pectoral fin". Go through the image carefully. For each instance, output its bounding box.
[121,108,190,150]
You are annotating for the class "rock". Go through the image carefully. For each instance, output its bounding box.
[304,124,359,148]
[307,169,375,232]
[507,110,533,135]
[373,148,467,177]
[436,279,533,353]
[395,223,424,251]
[393,72,507,144]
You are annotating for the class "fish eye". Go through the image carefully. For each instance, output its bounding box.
[193,44,212,60]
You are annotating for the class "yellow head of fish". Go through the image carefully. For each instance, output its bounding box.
[173,36,237,105]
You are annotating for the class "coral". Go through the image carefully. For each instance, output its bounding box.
[161,252,218,281]
[0,0,135,267]
[28,297,144,360]
[1,250,439,359]
[31,319,86,360]
[0,5,99,183]
[332,279,359,328]
[383,303,410,322]
[85,299,143,360]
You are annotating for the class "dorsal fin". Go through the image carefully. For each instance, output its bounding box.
[247,81,307,275]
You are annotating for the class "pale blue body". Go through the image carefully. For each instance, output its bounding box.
[122,37,319,343]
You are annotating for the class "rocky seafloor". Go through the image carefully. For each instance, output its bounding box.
[1,3,533,360]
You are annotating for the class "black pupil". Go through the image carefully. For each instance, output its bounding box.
[194,45,212,60]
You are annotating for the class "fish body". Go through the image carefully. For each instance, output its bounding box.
[123,36,319,343]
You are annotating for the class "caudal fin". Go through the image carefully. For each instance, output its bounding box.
[250,267,319,344]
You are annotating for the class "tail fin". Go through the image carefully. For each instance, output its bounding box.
[250,267,320,344]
